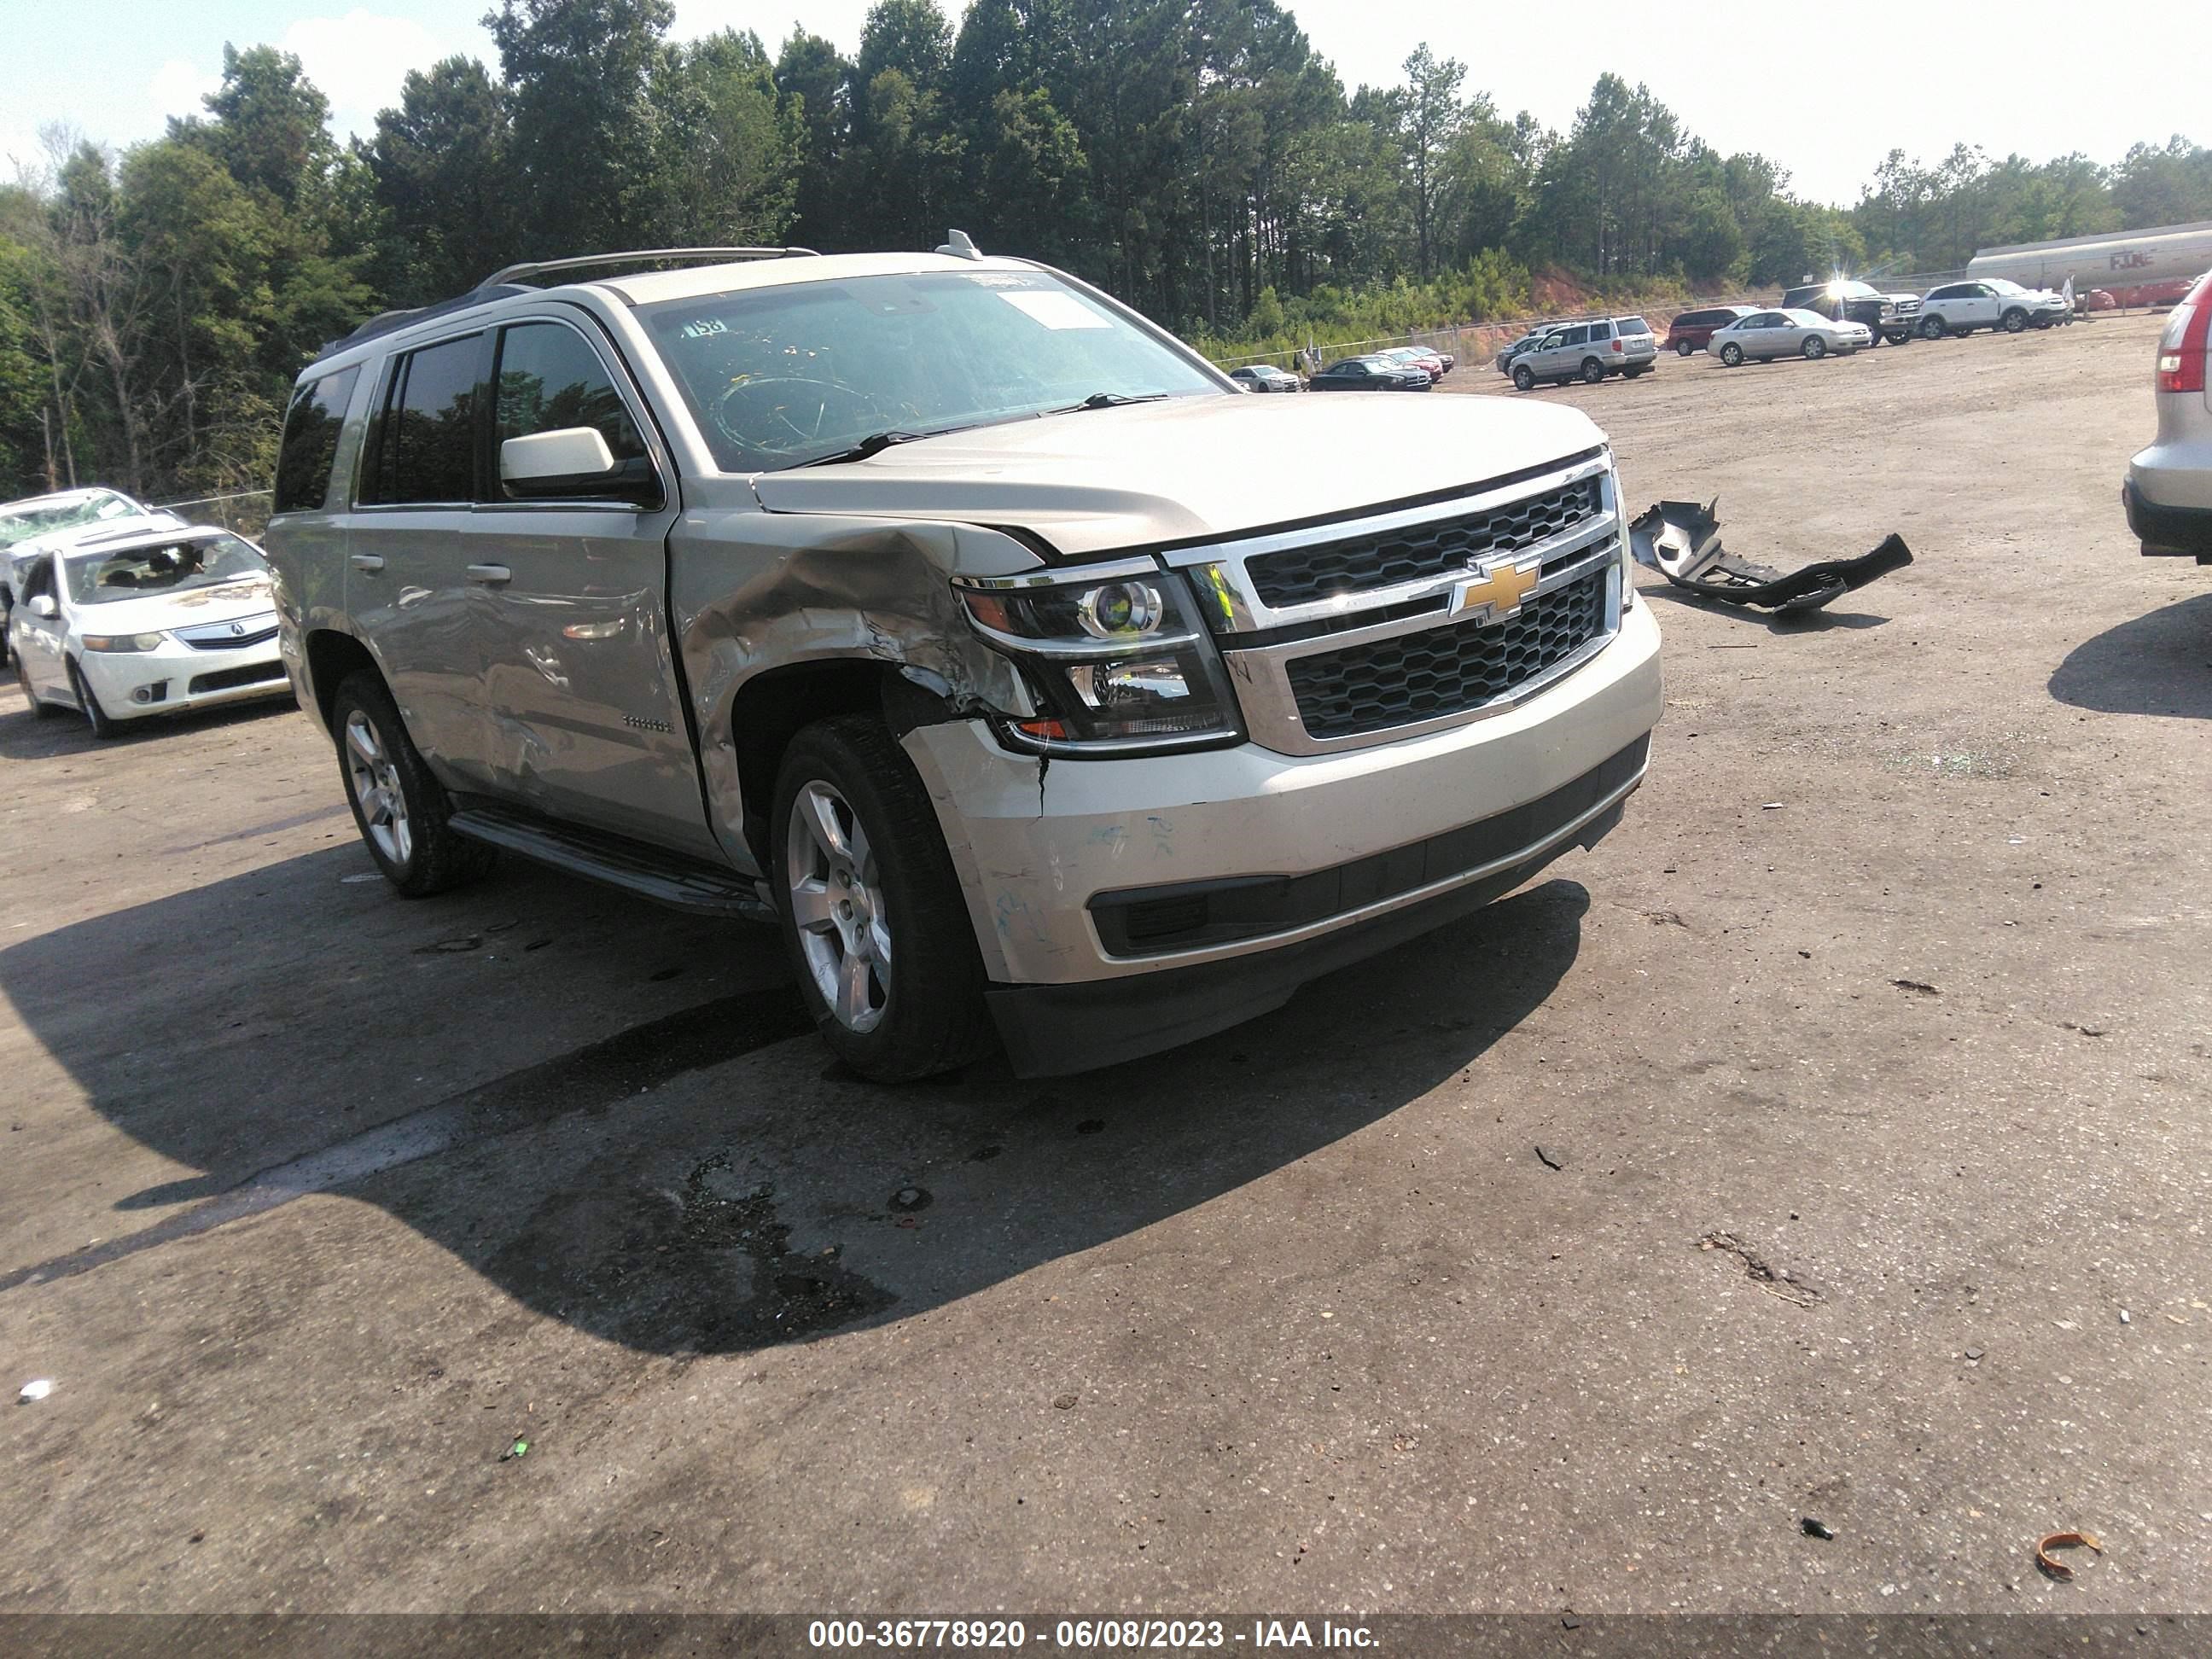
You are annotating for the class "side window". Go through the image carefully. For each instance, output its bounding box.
[365,335,482,507]
[492,321,649,498]
[272,365,360,515]
[1589,321,1613,341]
[20,556,55,605]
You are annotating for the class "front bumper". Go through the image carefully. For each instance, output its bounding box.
[905,598,1662,1011]
[76,638,292,719]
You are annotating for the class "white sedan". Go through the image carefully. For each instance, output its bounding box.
[9,523,290,737]
[1708,307,1873,366]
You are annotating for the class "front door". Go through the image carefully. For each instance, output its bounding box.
[466,315,716,857]
[9,555,67,701]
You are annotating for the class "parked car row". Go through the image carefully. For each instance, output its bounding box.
[1229,343,1457,394]
[1659,276,2071,364]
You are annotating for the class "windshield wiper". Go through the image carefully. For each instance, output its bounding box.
[798,430,932,468]
[1044,392,1173,416]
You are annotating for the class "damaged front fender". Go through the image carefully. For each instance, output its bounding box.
[669,509,1045,870]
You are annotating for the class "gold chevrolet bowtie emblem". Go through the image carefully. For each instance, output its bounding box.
[1451,553,1541,622]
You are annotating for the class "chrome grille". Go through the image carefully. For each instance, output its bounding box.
[1285,567,1611,741]
[175,613,279,651]
[1244,477,1602,608]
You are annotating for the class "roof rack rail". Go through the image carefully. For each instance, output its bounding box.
[474,247,822,289]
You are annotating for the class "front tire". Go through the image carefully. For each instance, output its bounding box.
[330,670,495,897]
[67,661,121,739]
[1720,342,1743,367]
[1676,339,1694,357]
[2002,307,2029,334]
[1512,364,1536,392]
[771,716,993,1081]
[1802,335,1828,360]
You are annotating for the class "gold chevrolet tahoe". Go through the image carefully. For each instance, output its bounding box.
[261,242,1662,1081]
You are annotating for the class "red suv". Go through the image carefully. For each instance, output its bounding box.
[1663,306,1757,358]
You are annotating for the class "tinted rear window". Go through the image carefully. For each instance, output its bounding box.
[272,367,359,515]
[1616,317,1650,335]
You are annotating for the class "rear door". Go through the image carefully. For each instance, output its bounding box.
[347,331,496,789]
[467,313,716,854]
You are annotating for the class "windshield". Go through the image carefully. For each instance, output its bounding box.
[0,491,137,551]
[639,270,1223,472]
[1988,278,2024,294]
[63,533,267,606]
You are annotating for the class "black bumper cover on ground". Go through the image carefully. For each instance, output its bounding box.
[986,735,1649,1078]
[2125,480,2212,560]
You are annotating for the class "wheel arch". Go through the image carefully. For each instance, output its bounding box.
[723,655,963,871]
[302,626,383,736]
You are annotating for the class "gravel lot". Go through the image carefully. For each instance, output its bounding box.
[3,311,2208,1626]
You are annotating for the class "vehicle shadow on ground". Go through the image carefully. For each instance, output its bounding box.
[0,839,1584,1356]
[2048,591,2212,719]
[1637,583,1889,633]
[0,691,295,759]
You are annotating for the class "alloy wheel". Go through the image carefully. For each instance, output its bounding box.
[786,779,890,1033]
[344,707,414,868]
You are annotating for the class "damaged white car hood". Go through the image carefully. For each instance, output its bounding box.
[749,393,1608,557]
[70,577,274,636]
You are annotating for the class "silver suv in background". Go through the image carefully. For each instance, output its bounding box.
[261,242,1662,1082]
[2124,267,2212,563]
[1510,317,1658,390]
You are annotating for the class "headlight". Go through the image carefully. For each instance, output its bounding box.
[81,632,164,652]
[956,566,1243,754]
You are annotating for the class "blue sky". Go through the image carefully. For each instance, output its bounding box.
[2,0,2200,209]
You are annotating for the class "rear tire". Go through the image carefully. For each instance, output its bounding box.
[1920,316,1946,340]
[1580,358,1605,385]
[771,715,994,1082]
[67,661,121,739]
[1720,342,1743,367]
[330,670,496,897]
[1512,364,1536,392]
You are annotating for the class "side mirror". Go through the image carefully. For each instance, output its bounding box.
[28,595,58,620]
[500,428,660,507]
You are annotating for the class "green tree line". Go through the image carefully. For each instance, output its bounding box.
[4,0,2209,502]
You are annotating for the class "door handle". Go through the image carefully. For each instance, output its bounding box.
[466,564,512,585]
[349,554,385,573]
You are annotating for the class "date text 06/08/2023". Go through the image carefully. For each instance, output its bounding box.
[804,1618,1379,1649]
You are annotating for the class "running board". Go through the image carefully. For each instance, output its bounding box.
[446,806,773,921]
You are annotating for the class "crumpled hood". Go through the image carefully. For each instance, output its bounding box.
[749,393,1607,558]
[71,576,273,636]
